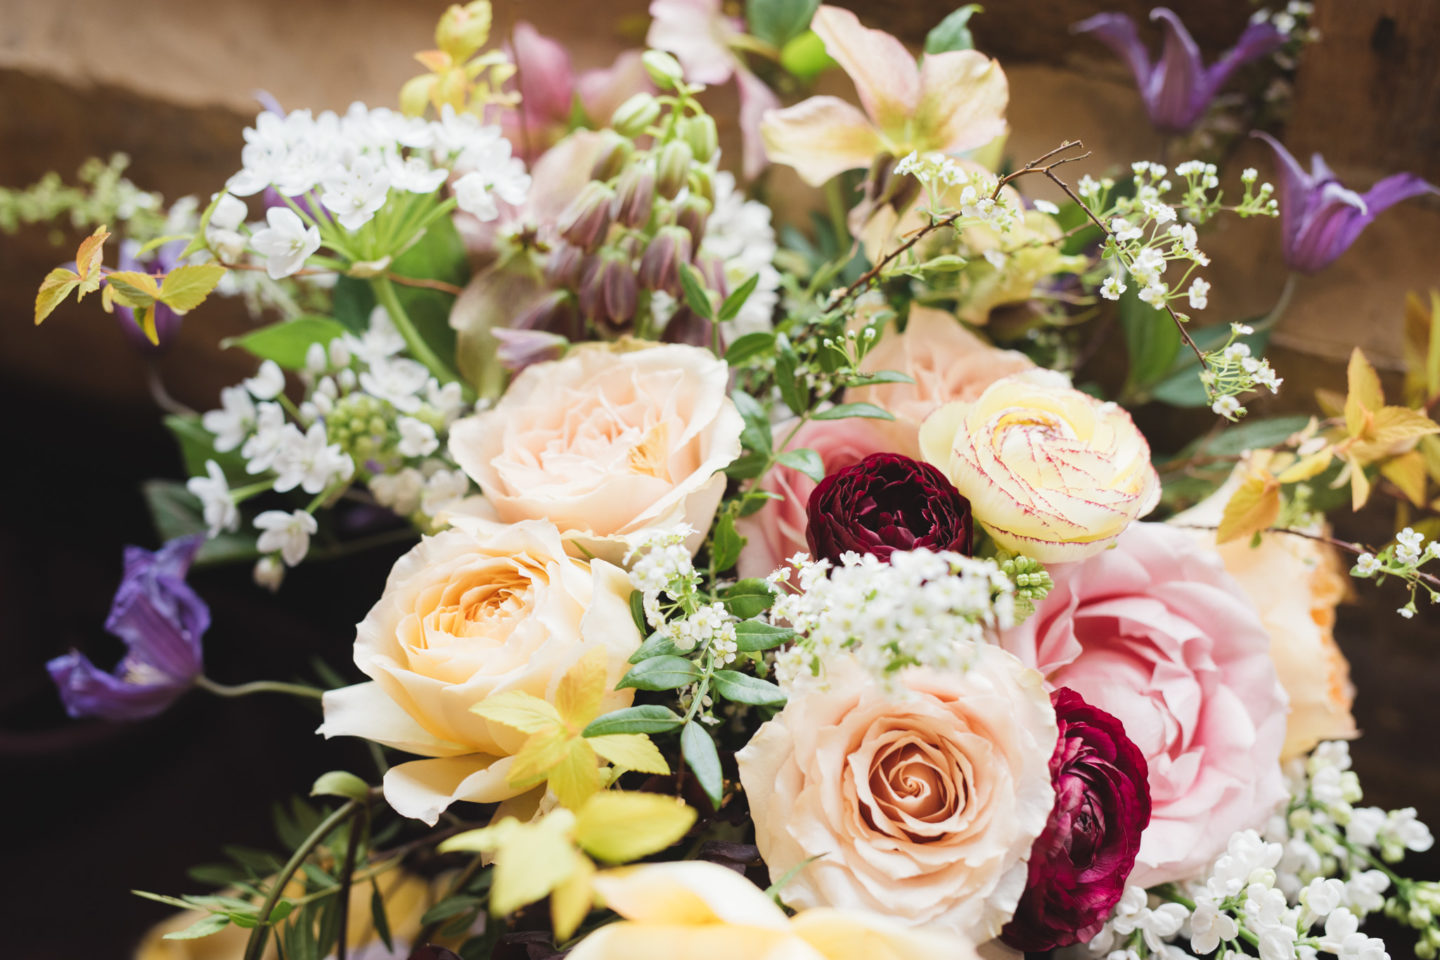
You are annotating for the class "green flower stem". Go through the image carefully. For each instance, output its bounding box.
[195,675,325,700]
[242,797,360,960]
[229,479,277,504]
[369,274,462,386]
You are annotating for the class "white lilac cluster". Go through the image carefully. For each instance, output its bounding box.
[1352,527,1440,618]
[894,150,1019,232]
[221,103,530,277]
[625,527,738,663]
[767,549,1016,692]
[190,307,474,587]
[1203,322,1284,420]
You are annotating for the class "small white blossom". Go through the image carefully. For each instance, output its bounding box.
[454,137,530,221]
[397,416,439,457]
[254,509,318,566]
[360,356,431,413]
[421,468,470,518]
[244,359,287,401]
[253,554,284,592]
[320,155,391,231]
[271,422,354,494]
[1033,198,1060,215]
[1188,277,1211,310]
[1100,276,1127,300]
[250,207,321,279]
[241,402,288,474]
[186,459,240,537]
[370,467,425,516]
[202,385,257,452]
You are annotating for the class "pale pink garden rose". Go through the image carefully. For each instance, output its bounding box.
[999,522,1289,887]
[734,416,897,579]
[318,517,641,825]
[1173,474,1357,760]
[762,6,1008,186]
[568,860,977,960]
[449,341,744,563]
[736,648,1058,942]
[845,305,1036,453]
[919,371,1161,563]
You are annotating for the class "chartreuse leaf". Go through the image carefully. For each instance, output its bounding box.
[586,734,669,775]
[1216,460,1281,544]
[1345,348,1385,437]
[555,648,609,728]
[549,741,604,809]
[158,263,227,312]
[681,722,724,810]
[35,268,81,325]
[444,813,587,918]
[471,690,565,734]
[717,273,760,323]
[780,29,834,79]
[310,771,369,801]
[549,855,596,942]
[505,728,572,790]
[106,270,162,308]
[74,224,110,291]
[574,791,696,864]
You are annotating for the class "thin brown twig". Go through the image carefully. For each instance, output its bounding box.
[1173,523,1440,591]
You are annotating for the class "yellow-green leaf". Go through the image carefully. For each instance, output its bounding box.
[106,270,162,309]
[555,648,609,730]
[1381,451,1429,507]
[506,727,571,789]
[35,267,80,325]
[438,822,510,855]
[574,791,696,864]
[1369,406,1440,448]
[490,823,580,916]
[549,741,603,810]
[586,734,670,776]
[1217,472,1281,544]
[137,305,159,345]
[74,225,110,298]
[159,263,228,312]
[1276,448,1334,484]
[549,854,595,942]
[1344,348,1384,438]
[1421,436,1440,485]
[472,689,564,734]
[1347,455,1372,511]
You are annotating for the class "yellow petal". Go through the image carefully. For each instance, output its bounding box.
[590,861,790,929]
[811,5,919,130]
[914,50,1009,155]
[761,96,887,187]
[789,908,978,960]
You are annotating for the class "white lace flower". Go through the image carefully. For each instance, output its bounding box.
[320,155,391,231]
[242,402,288,474]
[271,422,354,494]
[454,137,530,221]
[396,416,439,458]
[186,460,239,536]
[250,207,320,279]
[254,509,318,566]
[359,356,431,413]
[202,385,257,453]
[244,360,287,401]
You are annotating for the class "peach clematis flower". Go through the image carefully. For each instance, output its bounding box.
[762,6,1008,186]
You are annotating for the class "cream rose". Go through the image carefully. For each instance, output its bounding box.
[919,371,1161,563]
[448,341,744,562]
[568,860,976,960]
[845,306,1036,455]
[1173,474,1356,760]
[318,517,641,824]
[736,648,1057,941]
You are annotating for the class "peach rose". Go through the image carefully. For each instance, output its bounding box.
[568,860,976,960]
[1173,475,1356,760]
[318,517,641,824]
[736,648,1057,941]
[735,416,897,579]
[448,341,744,562]
[919,371,1160,563]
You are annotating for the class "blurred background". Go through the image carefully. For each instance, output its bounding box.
[1,0,1437,955]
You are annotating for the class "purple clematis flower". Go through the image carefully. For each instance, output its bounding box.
[1254,131,1439,274]
[47,536,209,721]
[1074,8,1285,133]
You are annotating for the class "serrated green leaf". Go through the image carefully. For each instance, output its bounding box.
[162,913,231,941]
[925,4,982,53]
[222,315,348,370]
[733,620,795,652]
[717,273,761,323]
[34,267,80,325]
[811,402,895,421]
[710,669,787,705]
[775,447,824,482]
[311,770,369,801]
[725,331,775,366]
[681,722,723,810]
[617,656,701,691]
[583,705,685,736]
[722,578,776,619]
[159,262,227,312]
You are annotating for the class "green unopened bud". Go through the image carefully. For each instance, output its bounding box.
[589,131,635,182]
[655,140,694,199]
[436,1,492,62]
[679,114,719,163]
[686,164,715,204]
[641,50,685,88]
[611,93,661,138]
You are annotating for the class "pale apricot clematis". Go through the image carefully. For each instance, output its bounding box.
[567,860,976,960]
[762,6,1008,186]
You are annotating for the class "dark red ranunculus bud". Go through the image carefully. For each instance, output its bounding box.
[1001,687,1151,953]
[804,452,972,564]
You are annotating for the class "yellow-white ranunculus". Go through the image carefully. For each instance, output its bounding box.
[567,861,976,960]
[919,371,1160,562]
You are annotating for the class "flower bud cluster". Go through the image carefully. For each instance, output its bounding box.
[624,527,740,668]
[1201,323,1284,421]
[1351,527,1440,619]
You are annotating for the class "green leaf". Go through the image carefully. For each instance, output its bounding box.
[726,331,775,366]
[722,578,776,619]
[421,896,485,926]
[617,656,701,691]
[35,267,80,325]
[162,913,231,941]
[710,511,743,572]
[1118,285,1183,394]
[774,333,806,415]
[163,414,246,480]
[710,669,787,706]
[142,480,258,566]
[222,315,348,370]
[779,29,835,80]
[747,0,819,46]
[844,369,914,387]
[775,447,824,482]
[370,884,394,952]
[925,4,982,53]
[582,704,685,736]
[812,402,895,421]
[628,590,649,635]
[681,722,724,810]
[1169,415,1311,462]
[732,389,773,454]
[733,620,795,652]
[628,630,684,663]
[158,263,227,312]
[717,273,761,323]
[310,770,370,801]
[725,451,770,480]
[678,263,714,320]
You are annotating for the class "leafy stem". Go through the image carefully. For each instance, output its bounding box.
[195,676,326,700]
[369,274,463,387]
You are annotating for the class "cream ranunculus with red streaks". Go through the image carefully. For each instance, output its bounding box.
[567,855,979,960]
[448,341,744,563]
[735,648,1057,943]
[845,306,1036,455]
[919,371,1161,563]
[318,516,641,825]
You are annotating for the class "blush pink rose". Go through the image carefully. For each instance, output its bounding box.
[734,416,897,579]
[998,522,1288,887]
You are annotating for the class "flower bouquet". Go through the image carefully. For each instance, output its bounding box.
[20,2,1440,958]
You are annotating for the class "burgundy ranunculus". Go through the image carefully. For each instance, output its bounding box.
[1002,687,1151,952]
[804,452,972,563]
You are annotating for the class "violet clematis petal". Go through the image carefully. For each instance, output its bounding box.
[1076,8,1284,133]
[47,536,208,721]
[1254,131,1439,273]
